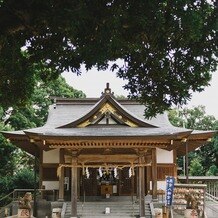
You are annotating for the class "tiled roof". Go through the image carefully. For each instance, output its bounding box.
[2,90,215,140]
[24,126,191,137]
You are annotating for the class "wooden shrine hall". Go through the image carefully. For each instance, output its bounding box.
[3,83,214,217]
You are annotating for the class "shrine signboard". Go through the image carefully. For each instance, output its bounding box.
[165,176,175,206]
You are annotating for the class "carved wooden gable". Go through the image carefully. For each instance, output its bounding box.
[58,83,157,129]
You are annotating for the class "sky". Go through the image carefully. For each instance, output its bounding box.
[62,69,218,119]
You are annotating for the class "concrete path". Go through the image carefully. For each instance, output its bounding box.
[205,201,218,218]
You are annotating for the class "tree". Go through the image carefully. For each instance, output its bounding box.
[0,113,17,204]
[206,164,218,176]
[12,168,38,190]
[6,76,86,129]
[0,75,86,196]
[168,105,218,175]
[2,75,86,170]
[189,158,204,176]
[0,122,16,177]
[0,0,217,117]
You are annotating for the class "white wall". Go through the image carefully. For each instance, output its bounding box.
[42,181,59,190]
[43,149,60,163]
[150,181,166,191]
[156,148,173,163]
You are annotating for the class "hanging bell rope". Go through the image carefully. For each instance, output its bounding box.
[85,167,90,178]
[114,167,118,178]
[57,162,151,177]
[99,167,103,177]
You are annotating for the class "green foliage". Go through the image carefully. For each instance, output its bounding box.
[169,106,218,176]
[169,106,218,130]
[206,164,218,176]
[11,168,38,189]
[6,76,86,129]
[189,158,204,176]
[0,121,16,177]
[0,74,85,197]
[0,0,217,117]
[115,95,127,99]
[0,176,13,207]
[0,135,16,176]
[0,38,36,108]
[0,176,13,195]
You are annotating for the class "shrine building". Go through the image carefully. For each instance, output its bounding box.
[3,83,214,217]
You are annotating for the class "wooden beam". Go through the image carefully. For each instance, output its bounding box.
[46,138,170,149]
[78,154,138,163]
[49,141,168,149]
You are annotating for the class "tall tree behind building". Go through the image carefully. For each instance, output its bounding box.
[168,106,218,176]
[0,75,85,195]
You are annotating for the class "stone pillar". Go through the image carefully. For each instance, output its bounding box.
[152,148,157,200]
[139,153,145,218]
[71,151,78,218]
[58,148,65,201]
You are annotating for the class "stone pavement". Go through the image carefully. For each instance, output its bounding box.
[155,201,218,218]
[205,201,218,218]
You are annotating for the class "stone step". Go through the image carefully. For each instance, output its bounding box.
[65,215,152,217]
[64,202,152,218]
[65,214,152,218]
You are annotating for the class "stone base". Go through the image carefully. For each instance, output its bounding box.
[18,209,31,218]
[57,198,64,202]
[184,209,198,218]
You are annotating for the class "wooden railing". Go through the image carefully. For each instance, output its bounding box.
[178,176,218,198]
[205,192,218,203]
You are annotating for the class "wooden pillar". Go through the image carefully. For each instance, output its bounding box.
[39,149,43,189]
[71,151,78,218]
[136,167,139,199]
[139,154,145,217]
[58,148,65,201]
[185,141,189,184]
[152,148,157,200]
[146,166,151,194]
[173,149,178,180]
[131,171,135,197]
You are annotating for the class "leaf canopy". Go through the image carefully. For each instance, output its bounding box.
[0,0,217,117]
